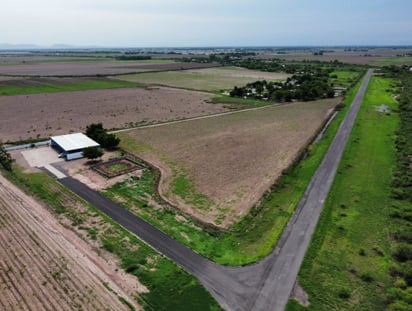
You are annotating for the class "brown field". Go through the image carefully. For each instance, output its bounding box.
[0,173,141,310]
[0,87,230,142]
[119,98,340,228]
[262,48,412,65]
[0,61,220,77]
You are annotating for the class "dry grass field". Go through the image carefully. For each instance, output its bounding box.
[0,87,230,142]
[115,66,290,91]
[0,173,141,310]
[0,60,219,77]
[118,98,340,228]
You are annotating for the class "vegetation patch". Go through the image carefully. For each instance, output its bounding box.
[0,77,139,96]
[92,158,143,178]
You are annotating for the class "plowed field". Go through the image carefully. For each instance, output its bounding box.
[0,173,140,310]
[0,87,229,142]
[119,98,340,228]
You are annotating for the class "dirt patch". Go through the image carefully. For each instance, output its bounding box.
[0,86,230,142]
[290,281,310,307]
[120,98,340,228]
[0,173,143,310]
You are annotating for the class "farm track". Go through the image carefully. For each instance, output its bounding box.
[0,174,137,310]
[60,70,373,310]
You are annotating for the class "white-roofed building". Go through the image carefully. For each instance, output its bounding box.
[50,133,100,160]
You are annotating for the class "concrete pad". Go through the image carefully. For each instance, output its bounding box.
[21,147,63,168]
[44,164,66,179]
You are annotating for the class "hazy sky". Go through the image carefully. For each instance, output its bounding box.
[2,0,411,47]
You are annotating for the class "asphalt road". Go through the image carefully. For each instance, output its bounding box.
[59,69,373,311]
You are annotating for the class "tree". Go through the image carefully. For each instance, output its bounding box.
[0,142,12,171]
[85,123,120,149]
[82,146,103,161]
[85,123,106,143]
[103,134,120,150]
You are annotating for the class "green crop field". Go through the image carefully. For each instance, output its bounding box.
[373,56,412,66]
[0,77,140,96]
[115,66,290,92]
[287,76,401,310]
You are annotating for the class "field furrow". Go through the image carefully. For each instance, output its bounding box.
[0,175,138,310]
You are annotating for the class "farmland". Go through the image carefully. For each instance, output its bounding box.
[115,66,290,91]
[0,173,140,310]
[117,97,340,228]
[0,87,230,142]
[0,59,219,77]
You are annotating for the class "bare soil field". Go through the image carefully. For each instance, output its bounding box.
[118,98,340,228]
[0,173,142,310]
[0,87,230,142]
[115,66,290,91]
[0,61,220,77]
[262,48,412,65]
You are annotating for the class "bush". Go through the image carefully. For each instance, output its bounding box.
[394,244,412,262]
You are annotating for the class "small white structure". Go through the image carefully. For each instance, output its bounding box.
[50,133,99,160]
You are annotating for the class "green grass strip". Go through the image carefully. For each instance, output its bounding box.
[286,76,402,310]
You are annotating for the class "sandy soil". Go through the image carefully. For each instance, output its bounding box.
[120,98,340,228]
[0,61,219,77]
[0,173,144,310]
[0,86,230,142]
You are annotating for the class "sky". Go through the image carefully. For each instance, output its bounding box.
[1,0,411,47]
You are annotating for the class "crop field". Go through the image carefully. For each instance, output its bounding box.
[115,66,290,91]
[0,60,219,77]
[0,87,230,142]
[287,76,400,310]
[0,77,139,96]
[372,56,412,66]
[0,173,139,310]
[118,97,340,228]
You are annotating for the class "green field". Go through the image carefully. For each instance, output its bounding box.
[330,70,362,88]
[372,56,412,66]
[3,167,221,311]
[0,78,140,96]
[115,66,290,92]
[287,76,401,310]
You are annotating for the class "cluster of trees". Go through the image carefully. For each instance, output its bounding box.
[115,55,152,61]
[0,142,12,171]
[84,123,120,161]
[230,70,335,102]
[382,68,412,310]
[227,58,345,74]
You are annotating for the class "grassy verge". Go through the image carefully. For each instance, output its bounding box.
[286,76,402,310]
[3,167,221,311]
[102,75,365,265]
[0,78,141,96]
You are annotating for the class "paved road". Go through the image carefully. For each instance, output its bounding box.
[59,69,373,311]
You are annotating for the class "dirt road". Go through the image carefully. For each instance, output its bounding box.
[0,173,140,310]
[59,70,373,310]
